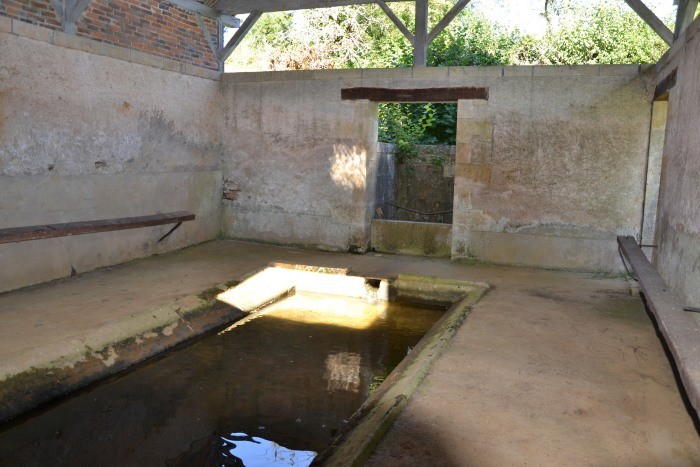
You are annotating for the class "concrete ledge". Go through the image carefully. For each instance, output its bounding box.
[452,229,626,272]
[0,17,219,80]
[0,294,245,424]
[371,220,452,257]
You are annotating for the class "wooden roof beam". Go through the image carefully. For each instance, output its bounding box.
[50,0,93,34]
[376,0,414,45]
[674,0,699,40]
[166,0,240,26]
[219,11,262,63]
[622,0,673,45]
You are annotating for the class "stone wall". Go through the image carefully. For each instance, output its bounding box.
[0,32,224,293]
[394,145,455,224]
[0,0,218,69]
[653,16,700,307]
[375,142,397,220]
[221,65,651,271]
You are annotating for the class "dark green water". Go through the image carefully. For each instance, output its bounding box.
[0,292,443,466]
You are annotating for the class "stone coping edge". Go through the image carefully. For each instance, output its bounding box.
[223,64,647,83]
[0,287,244,424]
[313,277,489,466]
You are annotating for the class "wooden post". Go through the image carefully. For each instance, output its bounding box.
[414,0,428,67]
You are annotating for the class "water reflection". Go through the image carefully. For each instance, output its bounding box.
[220,432,316,466]
[324,353,361,393]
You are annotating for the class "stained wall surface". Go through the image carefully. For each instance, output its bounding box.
[0,32,224,293]
[653,17,700,307]
[221,66,651,271]
[220,72,378,252]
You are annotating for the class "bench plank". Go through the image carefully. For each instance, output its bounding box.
[0,211,195,244]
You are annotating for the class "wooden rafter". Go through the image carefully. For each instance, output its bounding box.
[622,0,673,45]
[374,0,472,67]
[376,0,414,45]
[50,0,93,34]
[169,0,240,25]
[427,0,470,43]
[674,0,699,39]
[219,11,262,63]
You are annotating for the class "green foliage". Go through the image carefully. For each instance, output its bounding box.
[526,3,669,65]
[378,103,437,163]
[228,0,671,146]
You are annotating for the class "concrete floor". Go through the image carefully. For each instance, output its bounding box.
[0,240,698,464]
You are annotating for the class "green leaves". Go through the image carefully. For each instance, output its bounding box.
[379,103,444,163]
[527,3,668,65]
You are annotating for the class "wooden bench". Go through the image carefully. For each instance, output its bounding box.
[617,235,700,415]
[0,211,195,244]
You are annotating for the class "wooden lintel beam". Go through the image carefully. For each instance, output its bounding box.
[654,68,677,100]
[375,0,414,45]
[622,0,674,45]
[617,236,700,414]
[341,87,489,102]
[427,0,470,44]
[219,11,262,63]
[0,212,195,244]
[674,0,699,39]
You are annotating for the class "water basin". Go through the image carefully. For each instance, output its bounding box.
[0,265,487,466]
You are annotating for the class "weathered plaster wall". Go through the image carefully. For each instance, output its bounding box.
[221,65,650,270]
[653,17,700,307]
[453,68,651,271]
[0,33,224,293]
[220,72,378,252]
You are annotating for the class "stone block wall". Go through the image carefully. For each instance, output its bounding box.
[0,0,218,69]
[375,142,397,220]
[394,145,455,224]
[652,16,700,307]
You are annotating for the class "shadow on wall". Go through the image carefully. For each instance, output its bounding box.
[330,144,367,191]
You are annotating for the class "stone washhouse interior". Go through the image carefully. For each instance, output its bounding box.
[1,0,700,465]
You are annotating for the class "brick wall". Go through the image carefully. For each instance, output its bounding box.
[0,0,219,70]
[0,1,62,29]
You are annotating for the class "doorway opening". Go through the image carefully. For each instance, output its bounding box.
[375,102,457,225]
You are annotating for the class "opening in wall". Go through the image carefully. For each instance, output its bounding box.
[642,99,668,262]
[374,103,457,225]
